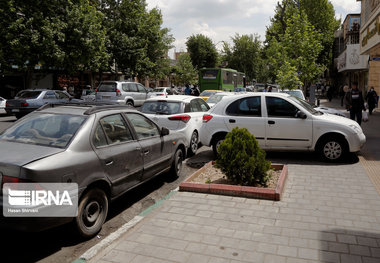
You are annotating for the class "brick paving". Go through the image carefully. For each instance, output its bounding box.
[88,97,380,263]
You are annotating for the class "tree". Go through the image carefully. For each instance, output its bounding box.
[186,34,218,70]
[0,0,109,87]
[100,0,174,78]
[222,34,262,83]
[173,53,197,86]
[299,0,340,66]
[267,10,324,88]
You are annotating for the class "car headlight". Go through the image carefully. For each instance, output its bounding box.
[349,124,362,134]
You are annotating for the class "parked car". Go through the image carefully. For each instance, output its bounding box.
[254,83,266,92]
[81,90,96,102]
[234,88,247,93]
[200,93,365,162]
[206,92,236,108]
[199,90,223,101]
[0,96,6,114]
[280,89,305,100]
[5,89,80,119]
[95,81,149,107]
[0,103,186,237]
[141,95,210,156]
[147,87,175,98]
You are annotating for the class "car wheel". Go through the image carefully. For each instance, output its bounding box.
[188,131,199,156]
[318,136,347,162]
[75,188,108,238]
[126,101,134,107]
[170,148,184,178]
[212,135,225,158]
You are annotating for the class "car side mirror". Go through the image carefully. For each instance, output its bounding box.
[296,110,307,119]
[161,127,170,136]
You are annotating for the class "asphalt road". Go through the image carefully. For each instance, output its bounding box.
[0,112,360,263]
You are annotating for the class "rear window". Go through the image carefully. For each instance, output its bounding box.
[200,91,216,97]
[0,113,87,148]
[207,95,225,104]
[153,88,165,92]
[98,83,117,92]
[141,101,182,115]
[17,91,42,99]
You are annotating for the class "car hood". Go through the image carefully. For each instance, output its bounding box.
[315,106,346,116]
[0,141,65,166]
[313,111,359,127]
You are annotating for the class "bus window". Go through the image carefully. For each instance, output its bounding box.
[202,70,218,79]
[222,71,233,85]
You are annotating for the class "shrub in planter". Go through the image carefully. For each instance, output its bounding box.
[215,127,271,186]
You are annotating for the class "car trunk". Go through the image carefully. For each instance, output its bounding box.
[96,83,118,101]
[0,141,65,189]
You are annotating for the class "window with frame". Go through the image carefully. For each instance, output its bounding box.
[126,113,160,139]
[43,91,57,99]
[197,99,210,112]
[128,84,138,92]
[93,114,133,147]
[56,91,70,99]
[122,83,130,92]
[266,97,299,117]
[226,97,261,116]
[137,84,146,93]
[190,99,202,112]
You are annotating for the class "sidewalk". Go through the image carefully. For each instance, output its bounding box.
[82,98,380,263]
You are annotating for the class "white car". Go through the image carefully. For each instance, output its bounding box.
[200,93,366,161]
[0,96,6,114]
[148,87,174,98]
[206,92,236,108]
[141,95,210,156]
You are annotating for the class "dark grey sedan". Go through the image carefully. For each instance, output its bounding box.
[0,104,186,238]
[5,89,80,118]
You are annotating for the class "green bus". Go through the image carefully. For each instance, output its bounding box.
[199,68,246,92]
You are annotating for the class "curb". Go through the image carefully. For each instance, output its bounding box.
[73,189,178,263]
[179,161,288,201]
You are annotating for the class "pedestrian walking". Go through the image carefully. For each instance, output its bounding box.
[366,87,378,115]
[344,82,366,125]
[185,84,191,95]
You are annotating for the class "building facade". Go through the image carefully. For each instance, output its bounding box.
[359,0,380,94]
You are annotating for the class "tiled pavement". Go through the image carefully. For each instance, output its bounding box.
[88,98,380,263]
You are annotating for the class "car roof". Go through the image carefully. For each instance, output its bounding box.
[215,92,291,104]
[210,92,235,96]
[35,103,138,116]
[100,80,135,84]
[145,95,196,102]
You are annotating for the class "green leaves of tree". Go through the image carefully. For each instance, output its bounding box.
[186,34,218,70]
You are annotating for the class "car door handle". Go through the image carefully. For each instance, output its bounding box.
[144,150,150,155]
[268,120,275,125]
[105,159,114,166]
[229,119,236,123]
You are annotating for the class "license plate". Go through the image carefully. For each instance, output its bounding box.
[12,109,20,112]
[102,96,111,99]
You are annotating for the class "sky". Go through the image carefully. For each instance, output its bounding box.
[146,0,361,58]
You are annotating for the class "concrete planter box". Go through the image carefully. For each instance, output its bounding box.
[179,161,288,201]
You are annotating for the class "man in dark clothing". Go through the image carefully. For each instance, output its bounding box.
[344,82,366,125]
[366,87,378,115]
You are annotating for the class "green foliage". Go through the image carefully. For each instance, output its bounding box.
[276,61,302,90]
[173,53,198,86]
[222,34,262,83]
[186,34,218,70]
[266,9,324,87]
[215,127,271,186]
[0,0,109,74]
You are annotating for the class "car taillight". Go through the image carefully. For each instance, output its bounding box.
[1,176,29,189]
[5,102,9,107]
[95,89,98,92]
[116,89,121,96]
[168,115,191,123]
[203,114,213,123]
[21,102,29,107]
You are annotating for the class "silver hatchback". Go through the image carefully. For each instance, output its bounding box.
[95,81,149,107]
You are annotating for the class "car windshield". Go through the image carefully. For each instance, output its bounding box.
[98,83,116,92]
[287,96,321,115]
[207,95,226,104]
[141,101,182,115]
[0,113,87,148]
[200,91,216,97]
[16,91,42,99]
